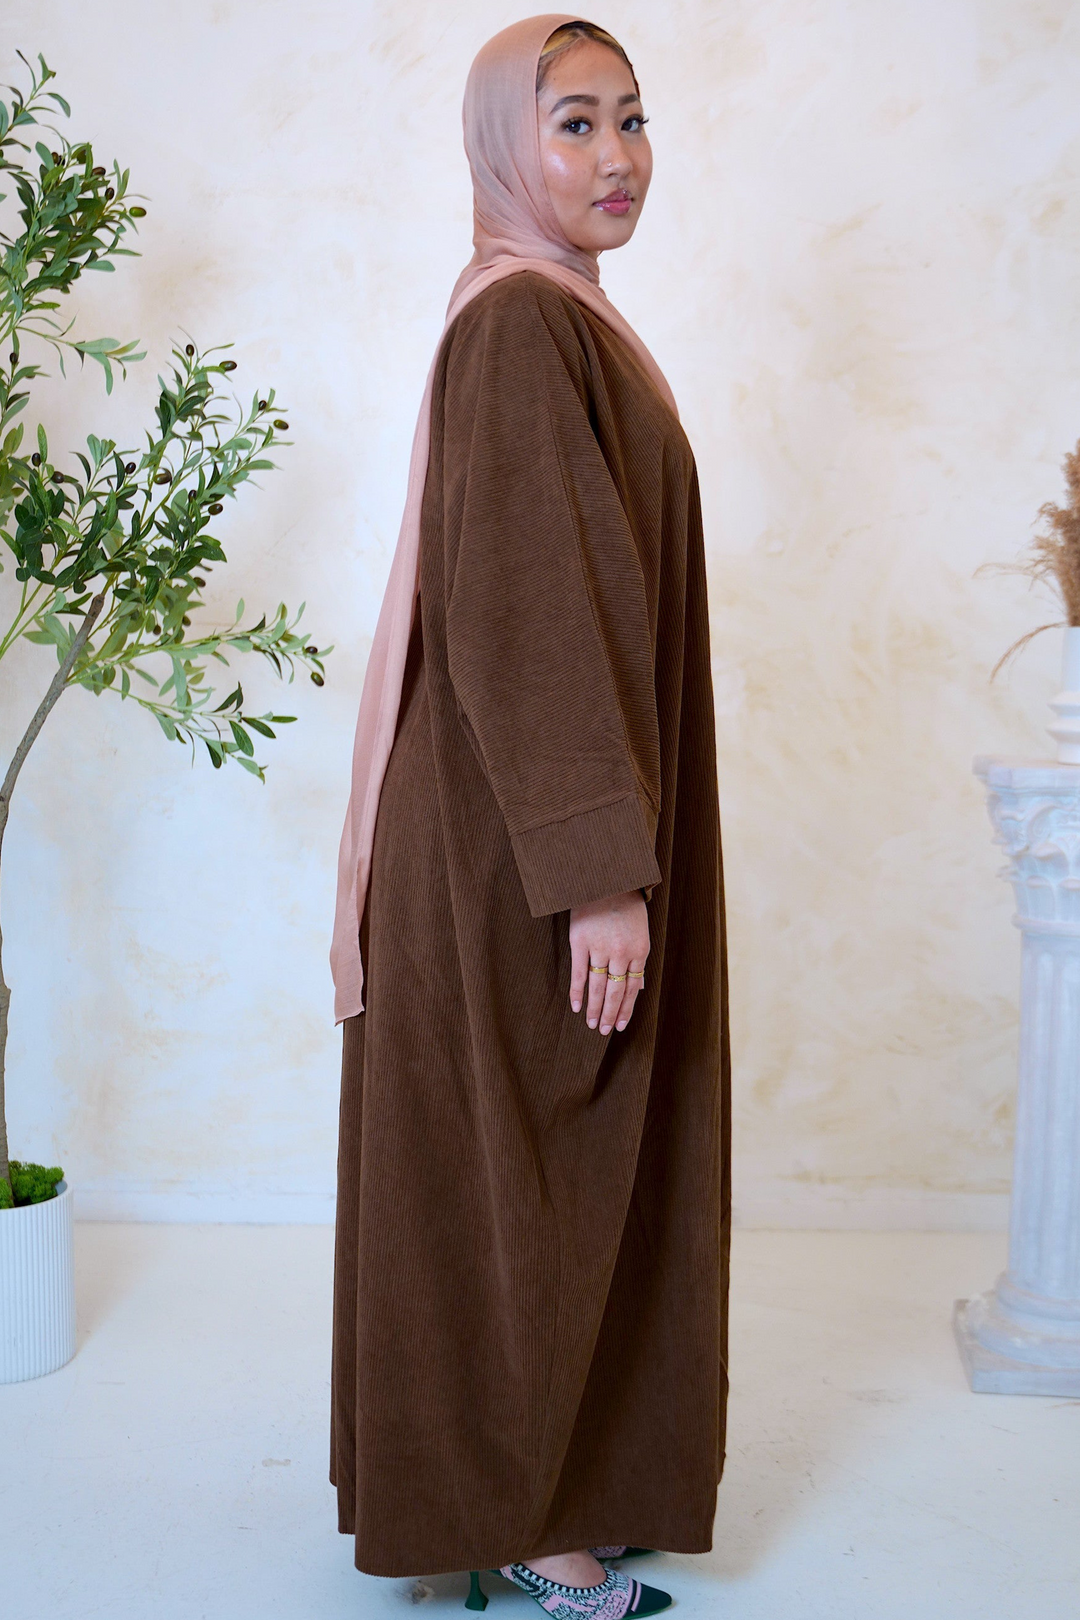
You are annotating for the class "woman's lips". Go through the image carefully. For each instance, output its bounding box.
[594,191,632,215]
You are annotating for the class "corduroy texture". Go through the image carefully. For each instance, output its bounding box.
[329,272,731,1577]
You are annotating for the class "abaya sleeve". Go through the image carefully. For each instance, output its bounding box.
[437,273,663,917]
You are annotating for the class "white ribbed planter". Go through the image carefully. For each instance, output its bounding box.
[1047,625,1080,764]
[0,1178,77,1383]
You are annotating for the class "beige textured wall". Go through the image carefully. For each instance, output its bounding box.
[1,0,1077,1224]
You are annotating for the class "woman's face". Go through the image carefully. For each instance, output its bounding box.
[536,39,652,260]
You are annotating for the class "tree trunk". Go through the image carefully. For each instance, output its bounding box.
[0,594,105,1202]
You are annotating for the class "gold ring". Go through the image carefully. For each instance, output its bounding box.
[607,971,627,982]
[588,963,608,975]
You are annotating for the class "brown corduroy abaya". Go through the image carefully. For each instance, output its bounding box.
[330,271,730,1579]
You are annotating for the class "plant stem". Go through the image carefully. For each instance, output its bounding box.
[0,581,47,663]
[0,590,105,1199]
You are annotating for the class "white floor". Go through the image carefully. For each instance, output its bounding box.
[3,1227,1077,1620]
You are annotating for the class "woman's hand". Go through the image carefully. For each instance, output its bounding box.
[568,890,650,1034]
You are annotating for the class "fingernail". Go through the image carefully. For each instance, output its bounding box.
[571,1000,581,1012]
[587,1017,597,1028]
[616,1020,627,1030]
[600,1023,611,1034]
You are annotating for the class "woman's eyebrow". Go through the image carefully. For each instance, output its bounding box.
[549,92,641,112]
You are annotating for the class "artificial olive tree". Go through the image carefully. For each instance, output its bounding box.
[0,53,328,1206]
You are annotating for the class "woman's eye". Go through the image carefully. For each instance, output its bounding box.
[559,113,649,135]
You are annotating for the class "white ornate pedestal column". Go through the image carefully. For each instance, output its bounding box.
[954,756,1080,1394]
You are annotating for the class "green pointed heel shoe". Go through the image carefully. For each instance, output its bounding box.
[465,1570,489,1610]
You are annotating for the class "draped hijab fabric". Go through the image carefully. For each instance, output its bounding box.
[329,13,678,1020]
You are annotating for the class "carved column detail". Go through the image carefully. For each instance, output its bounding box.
[954,757,1080,1393]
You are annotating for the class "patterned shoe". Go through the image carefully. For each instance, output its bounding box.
[496,1561,672,1616]
[589,1548,655,1560]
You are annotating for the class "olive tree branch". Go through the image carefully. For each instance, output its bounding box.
[0,590,105,837]
[0,588,104,1196]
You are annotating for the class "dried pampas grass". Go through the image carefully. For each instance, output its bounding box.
[980,438,1080,680]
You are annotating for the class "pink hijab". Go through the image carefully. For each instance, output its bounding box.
[330,13,679,1021]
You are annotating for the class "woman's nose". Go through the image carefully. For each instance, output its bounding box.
[599,139,633,177]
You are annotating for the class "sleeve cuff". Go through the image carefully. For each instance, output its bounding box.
[509,791,662,917]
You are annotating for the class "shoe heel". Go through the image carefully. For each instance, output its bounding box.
[465,1570,488,1610]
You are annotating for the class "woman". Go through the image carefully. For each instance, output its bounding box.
[329,16,731,1618]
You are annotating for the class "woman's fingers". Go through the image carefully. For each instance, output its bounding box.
[598,959,646,1034]
[584,954,608,1026]
[567,891,650,1032]
[569,933,591,1013]
[614,967,645,1031]
[568,941,636,1026]
[598,964,626,1033]
[585,957,648,1033]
